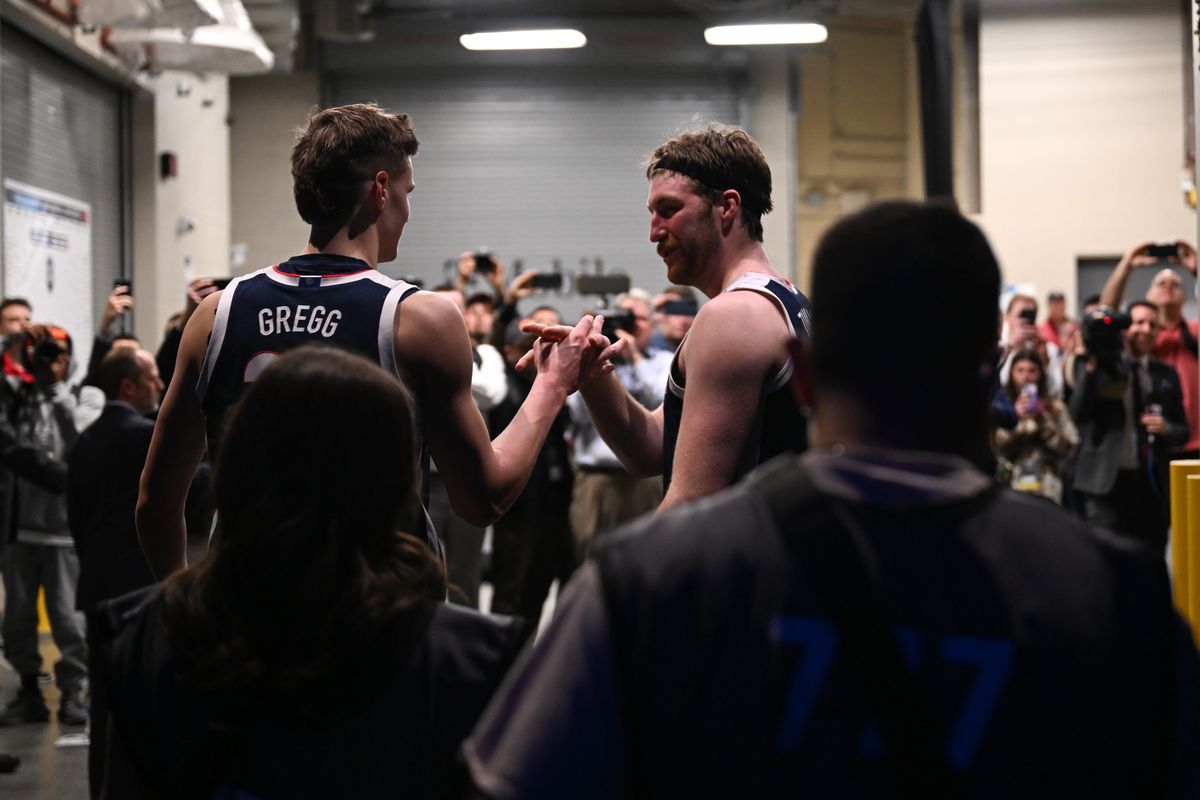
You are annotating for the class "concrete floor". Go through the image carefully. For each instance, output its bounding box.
[0,636,90,799]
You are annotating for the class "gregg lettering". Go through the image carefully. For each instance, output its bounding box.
[258,305,341,338]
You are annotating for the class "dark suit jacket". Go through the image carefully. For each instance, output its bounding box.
[1070,355,1187,496]
[67,401,156,611]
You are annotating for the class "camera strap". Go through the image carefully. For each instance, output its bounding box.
[751,458,963,799]
[1176,319,1199,357]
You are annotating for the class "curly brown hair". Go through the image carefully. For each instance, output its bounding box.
[291,102,420,232]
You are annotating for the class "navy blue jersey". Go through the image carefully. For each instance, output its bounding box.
[196,254,434,548]
[661,272,812,492]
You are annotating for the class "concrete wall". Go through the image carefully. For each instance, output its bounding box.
[131,73,231,344]
[973,4,1192,308]
[228,71,319,272]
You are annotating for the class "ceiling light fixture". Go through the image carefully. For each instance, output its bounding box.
[459,29,587,51]
[703,23,828,46]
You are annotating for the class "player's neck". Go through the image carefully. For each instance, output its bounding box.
[712,242,775,295]
[302,226,379,268]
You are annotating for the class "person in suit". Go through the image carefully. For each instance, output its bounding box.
[1071,300,1188,550]
[66,347,162,799]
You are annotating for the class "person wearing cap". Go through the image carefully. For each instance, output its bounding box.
[524,124,811,511]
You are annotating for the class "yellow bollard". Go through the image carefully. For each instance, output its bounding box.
[1170,461,1200,618]
[37,586,49,633]
[1186,474,1200,645]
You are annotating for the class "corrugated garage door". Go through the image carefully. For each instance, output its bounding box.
[327,67,742,317]
[1,22,126,368]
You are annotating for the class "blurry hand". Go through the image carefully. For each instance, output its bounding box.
[100,285,134,333]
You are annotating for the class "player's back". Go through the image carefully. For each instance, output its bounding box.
[595,451,1199,798]
[197,254,419,457]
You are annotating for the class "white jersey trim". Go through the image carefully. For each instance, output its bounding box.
[196,269,264,407]
[669,272,799,398]
[379,281,421,377]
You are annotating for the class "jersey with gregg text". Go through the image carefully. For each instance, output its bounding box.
[197,253,432,548]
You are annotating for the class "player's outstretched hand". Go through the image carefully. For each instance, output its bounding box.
[518,314,625,392]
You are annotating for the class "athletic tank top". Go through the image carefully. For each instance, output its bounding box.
[661,272,812,493]
[196,253,435,550]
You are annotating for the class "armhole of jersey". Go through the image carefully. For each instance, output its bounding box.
[379,282,420,377]
[727,280,800,393]
[195,276,248,406]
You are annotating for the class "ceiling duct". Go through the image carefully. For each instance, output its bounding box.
[316,0,378,44]
[106,0,275,74]
[76,0,223,30]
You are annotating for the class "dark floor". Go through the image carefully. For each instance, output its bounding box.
[0,636,90,799]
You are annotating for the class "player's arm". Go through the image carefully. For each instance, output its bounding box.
[136,292,220,580]
[397,292,603,526]
[577,368,666,477]
[658,291,786,512]
[1099,241,1156,309]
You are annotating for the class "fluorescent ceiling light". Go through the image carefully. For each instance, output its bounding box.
[460,29,586,51]
[704,23,828,46]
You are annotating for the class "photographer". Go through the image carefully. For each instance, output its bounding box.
[1070,301,1186,550]
[568,290,673,556]
[454,251,559,349]
[1100,240,1199,457]
[0,324,103,726]
[1000,294,1065,398]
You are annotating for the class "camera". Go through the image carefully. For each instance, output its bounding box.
[1081,305,1130,379]
[473,250,495,274]
[21,326,73,373]
[1017,307,1036,325]
[600,308,638,342]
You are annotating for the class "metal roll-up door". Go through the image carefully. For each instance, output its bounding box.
[1,22,126,371]
[327,67,742,317]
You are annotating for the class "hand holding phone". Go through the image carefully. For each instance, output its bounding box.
[1146,243,1179,260]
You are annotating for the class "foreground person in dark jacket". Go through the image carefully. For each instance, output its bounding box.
[103,346,528,799]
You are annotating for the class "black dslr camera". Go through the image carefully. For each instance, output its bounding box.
[21,326,72,370]
[1081,305,1130,381]
[601,308,637,342]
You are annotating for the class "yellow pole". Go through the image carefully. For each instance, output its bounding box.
[1186,474,1200,644]
[1170,461,1200,617]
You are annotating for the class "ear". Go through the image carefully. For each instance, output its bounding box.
[717,189,741,233]
[370,170,390,208]
[118,376,137,400]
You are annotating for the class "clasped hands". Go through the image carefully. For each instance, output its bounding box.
[515,315,627,393]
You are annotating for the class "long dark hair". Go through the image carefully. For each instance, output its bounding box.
[162,345,444,690]
[1005,349,1048,402]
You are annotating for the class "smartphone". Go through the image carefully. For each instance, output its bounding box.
[113,278,132,295]
[530,273,563,290]
[474,251,495,274]
[212,277,233,290]
[1018,307,1036,325]
[1147,243,1179,260]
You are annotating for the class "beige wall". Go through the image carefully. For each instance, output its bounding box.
[973,6,1193,307]
[131,73,231,343]
[228,71,319,272]
[747,52,797,282]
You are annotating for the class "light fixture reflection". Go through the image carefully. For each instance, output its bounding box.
[704,23,828,46]
[460,29,587,51]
